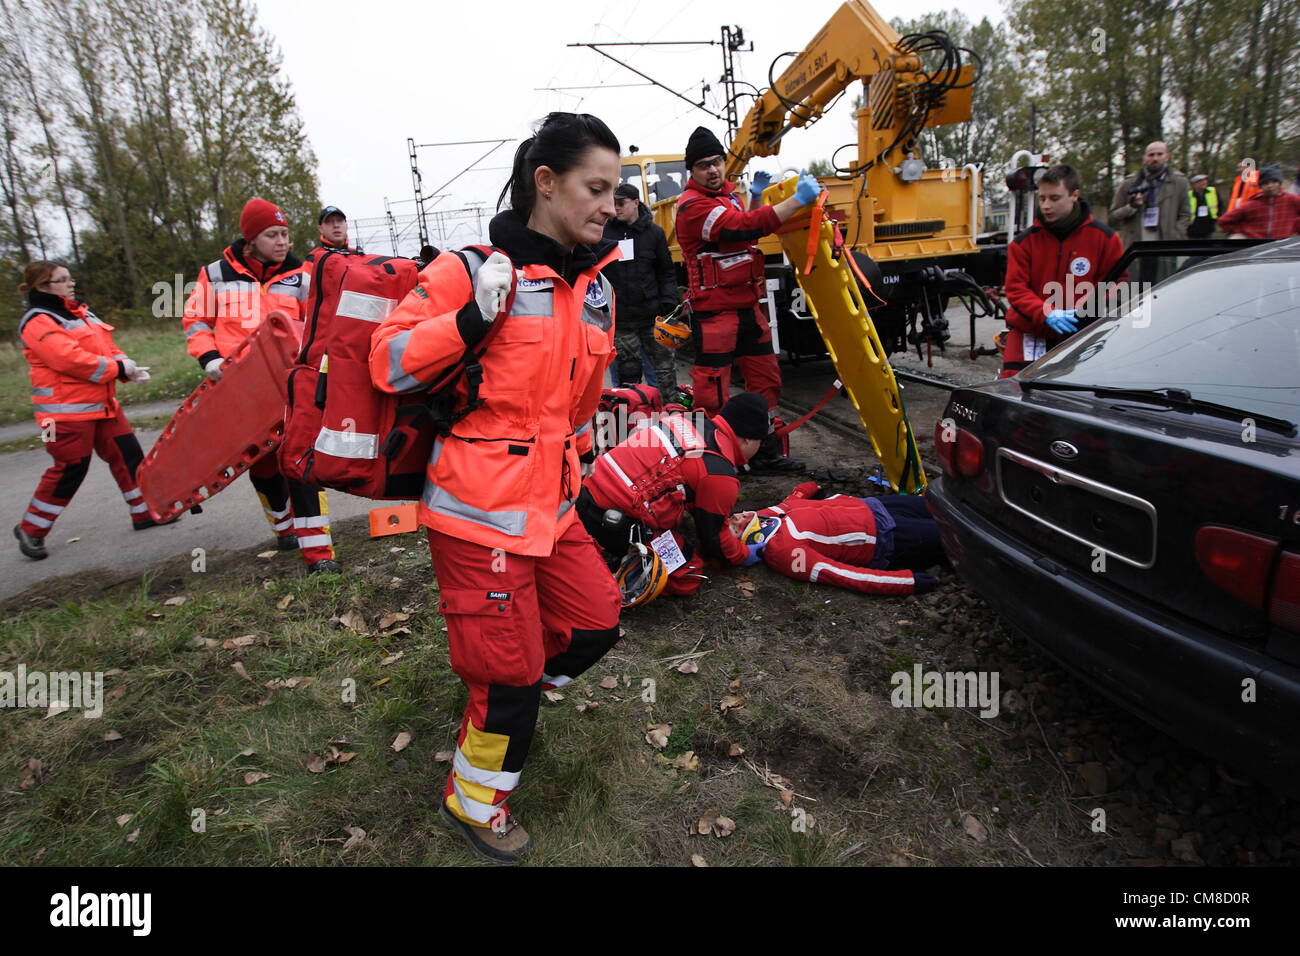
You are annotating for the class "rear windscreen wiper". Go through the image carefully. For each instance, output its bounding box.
[1020,380,1297,436]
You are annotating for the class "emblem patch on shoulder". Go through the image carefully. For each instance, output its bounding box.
[584,283,609,309]
[1069,256,1092,277]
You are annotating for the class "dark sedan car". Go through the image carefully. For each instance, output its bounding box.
[927,238,1300,787]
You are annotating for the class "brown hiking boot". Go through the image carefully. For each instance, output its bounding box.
[440,800,532,865]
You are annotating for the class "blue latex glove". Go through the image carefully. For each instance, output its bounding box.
[740,542,764,567]
[749,170,772,199]
[912,571,939,594]
[794,171,822,206]
[1045,309,1078,335]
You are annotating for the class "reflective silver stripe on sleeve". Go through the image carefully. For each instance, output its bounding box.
[575,420,591,438]
[314,426,379,459]
[88,356,110,383]
[336,290,398,323]
[33,402,105,414]
[557,498,574,520]
[386,329,427,392]
[185,321,215,339]
[206,262,223,282]
[581,302,611,332]
[422,484,528,537]
[31,387,54,397]
[702,205,726,241]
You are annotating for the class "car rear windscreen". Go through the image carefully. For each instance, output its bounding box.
[1023,259,1300,424]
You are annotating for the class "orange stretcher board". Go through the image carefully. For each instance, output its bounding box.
[137,310,299,522]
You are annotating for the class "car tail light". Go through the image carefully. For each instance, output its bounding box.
[1195,526,1279,610]
[934,419,984,478]
[1269,551,1300,633]
[955,429,984,477]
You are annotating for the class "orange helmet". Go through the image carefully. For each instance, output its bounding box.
[615,543,669,608]
[653,313,691,350]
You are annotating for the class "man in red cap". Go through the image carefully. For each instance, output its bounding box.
[181,198,340,573]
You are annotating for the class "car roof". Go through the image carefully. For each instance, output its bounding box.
[1192,236,1300,267]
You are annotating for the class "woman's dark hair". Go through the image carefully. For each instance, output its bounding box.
[18,260,65,295]
[498,112,620,216]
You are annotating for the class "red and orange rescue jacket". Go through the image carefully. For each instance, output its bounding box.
[585,410,749,565]
[182,239,308,365]
[675,179,779,313]
[19,290,128,423]
[369,210,617,557]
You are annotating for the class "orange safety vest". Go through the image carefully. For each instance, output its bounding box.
[182,241,308,361]
[19,291,126,423]
[1227,170,1261,213]
[370,242,618,557]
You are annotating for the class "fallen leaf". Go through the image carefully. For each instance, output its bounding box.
[727,743,745,757]
[645,723,671,749]
[711,815,737,838]
[691,854,708,867]
[306,754,328,774]
[66,536,80,544]
[115,813,133,827]
[599,676,618,690]
[696,811,718,836]
[391,731,412,752]
[45,701,71,718]
[543,690,565,703]
[719,695,745,714]
[723,606,734,615]
[779,790,795,807]
[102,730,123,742]
[379,651,404,666]
[257,550,278,559]
[342,826,367,850]
[389,546,406,554]
[388,577,403,589]
[576,700,600,713]
[962,813,988,843]
[378,612,410,629]
[728,678,742,693]
[671,751,700,772]
[372,677,391,688]
[163,596,186,606]
[737,581,756,597]
[103,669,124,677]
[383,626,412,637]
[147,612,163,620]
[124,828,140,843]
[243,771,270,785]
[221,635,256,650]
[238,748,257,757]
[676,659,699,675]
[105,685,125,701]
[276,594,295,610]
[339,611,366,632]
[434,750,454,763]
[231,662,253,682]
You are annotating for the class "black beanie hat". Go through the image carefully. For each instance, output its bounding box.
[718,392,770,440]
[685,126,726,170]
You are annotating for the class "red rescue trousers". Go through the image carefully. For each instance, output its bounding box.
[429,520,621,826]
[247,454,334,565]
[19,405,148,538]
[690,307,782,415]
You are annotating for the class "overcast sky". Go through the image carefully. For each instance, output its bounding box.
[254,0,1007,251]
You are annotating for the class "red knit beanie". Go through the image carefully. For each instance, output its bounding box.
[240,198,287,242]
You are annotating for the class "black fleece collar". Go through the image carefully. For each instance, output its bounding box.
[489,209,617,285]
[25,289,84,320]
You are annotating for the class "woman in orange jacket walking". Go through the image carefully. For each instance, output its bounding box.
[371,112,624,864]
[13,261,163,559]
